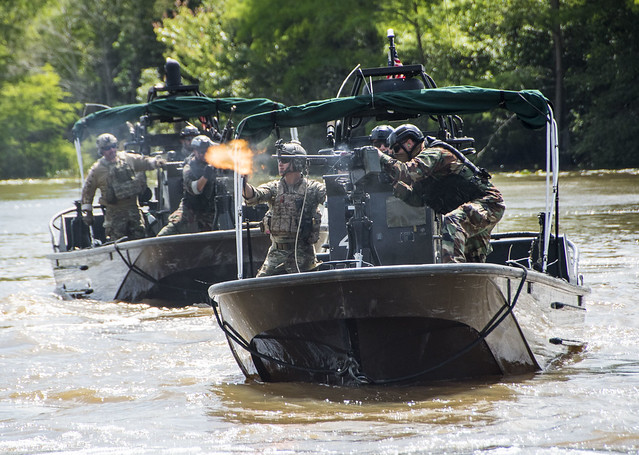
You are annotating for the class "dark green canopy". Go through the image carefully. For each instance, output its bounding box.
[237,86,551,139]
[72,96,285,139]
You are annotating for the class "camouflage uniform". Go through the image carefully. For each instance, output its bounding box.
[244,177,326,277]
[157,154,219,236]
[81,151,160,241]
[380,147,505,263]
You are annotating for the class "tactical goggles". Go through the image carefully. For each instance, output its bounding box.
[391,143,404,154]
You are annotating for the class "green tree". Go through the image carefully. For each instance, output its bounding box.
[233,0,384,104]
[1,0,50,78]
[154,0,241,98]
[564,0,639,168]
[31,0,173,106]
[0,66,80,179]
[157,0,384,104]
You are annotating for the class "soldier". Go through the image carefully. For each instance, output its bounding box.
[243,140,326,277]
[157,135,220,236]
[81,133,166,241]
[379,124,505,263]
[176,124,200,161]
[370,124,394,154]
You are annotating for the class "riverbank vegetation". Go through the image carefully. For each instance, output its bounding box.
[1,0,637,178]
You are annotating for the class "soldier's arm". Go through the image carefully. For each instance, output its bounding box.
[315,181,327,205]
[392,181,424,206]
[380,148,453,184]
[242,180,255,199]
[81,167,98,211]
[244,180,276,205]
[129,153,164,172]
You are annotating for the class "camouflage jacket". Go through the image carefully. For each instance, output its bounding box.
[245,177,326,243]
[380,146,502,214]
[81,152,158,211]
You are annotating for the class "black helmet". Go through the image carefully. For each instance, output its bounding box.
[180,125,200,138]
[191,135,216,153]
[387,124,424,158]
[370,125,393,143]
[275,140,307,172]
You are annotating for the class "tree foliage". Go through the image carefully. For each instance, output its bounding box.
[31,0,173,106]
[1,0,639,178]
[0,66,79,179]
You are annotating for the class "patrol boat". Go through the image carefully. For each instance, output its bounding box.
[208,52,589,385]
[47,59,282,306]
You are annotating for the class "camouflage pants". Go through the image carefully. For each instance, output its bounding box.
[441,196,505,263]
[157,202,215,236]
[104,206,146,241]
[256,241,319,277]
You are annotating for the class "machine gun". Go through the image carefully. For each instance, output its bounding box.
[282,146,383,267]
[304,146,440,268]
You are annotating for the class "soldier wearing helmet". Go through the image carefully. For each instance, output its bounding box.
[380,124,505,263]
[81,133,166,241]
[176,124,200,160]
[370,125,394,154]
[243,140,326,277]
[157,135,223,236]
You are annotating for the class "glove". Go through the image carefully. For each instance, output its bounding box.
[203,165,216,180]
[82,212,94,226]
[154,157,167,169]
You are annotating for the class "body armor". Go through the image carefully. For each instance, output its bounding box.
[106,158,146,203]
[264,180,321,243]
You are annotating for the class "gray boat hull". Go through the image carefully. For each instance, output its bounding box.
[209,263,587,385]
[48,228,270,307]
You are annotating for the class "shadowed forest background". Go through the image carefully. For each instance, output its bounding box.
[1,0,638,179]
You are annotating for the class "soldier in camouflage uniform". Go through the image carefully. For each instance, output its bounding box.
[81,133,166,241]
[243,140,326,277]
[370,124,394,155]
[157,135,221,236]
[379,124,505,263]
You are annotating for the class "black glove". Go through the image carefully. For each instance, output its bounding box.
[203,165,216,180]
[82,212,94,226]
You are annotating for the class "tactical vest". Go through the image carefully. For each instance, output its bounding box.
[265,180,317,239]
[418,165,488,214]
[105,158,145,203]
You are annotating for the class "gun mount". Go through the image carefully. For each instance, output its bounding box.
[279,146,441,268]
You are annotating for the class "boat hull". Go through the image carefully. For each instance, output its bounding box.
[209,264,587,385]
[48,229,270,307]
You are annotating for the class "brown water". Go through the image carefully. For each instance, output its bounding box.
[1,171,638,454]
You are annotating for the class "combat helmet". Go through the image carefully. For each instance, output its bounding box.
[180,125,200,138]
[370,125,394,146]
[275,139,307,172]
[191,135,217,154]
[96,133,118,153]
[387,124,424,158]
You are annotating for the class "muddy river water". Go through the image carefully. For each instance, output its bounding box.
[1,170,638,454]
